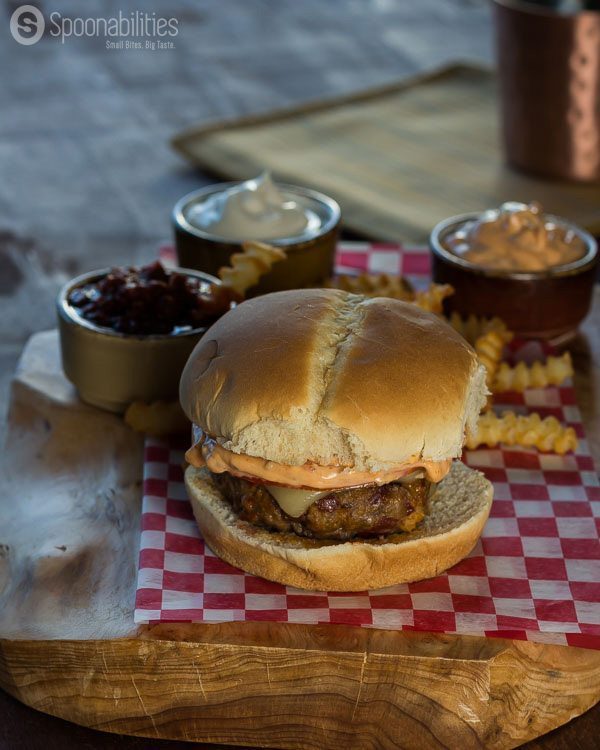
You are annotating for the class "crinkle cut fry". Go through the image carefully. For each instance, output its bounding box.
[492,352,574,393]
[125,400,189,436]
[330,272,414,299]
[476,329,514,392]
[218,241,286,296]
[446,312,513,393]
[330,273,453,314]
[413,284,454,314]
[466,410,578,454]
[447,311,510,346]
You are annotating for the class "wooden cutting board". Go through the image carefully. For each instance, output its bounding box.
[0,330,599,750]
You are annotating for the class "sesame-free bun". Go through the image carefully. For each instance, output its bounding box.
[185,461,493,591]
[180,289,487,471]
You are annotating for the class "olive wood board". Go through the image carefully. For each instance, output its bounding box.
[1,328,599,750]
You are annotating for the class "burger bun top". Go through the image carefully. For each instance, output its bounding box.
[180,289,487,472]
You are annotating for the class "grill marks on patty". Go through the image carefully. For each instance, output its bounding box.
[211,471,428,541]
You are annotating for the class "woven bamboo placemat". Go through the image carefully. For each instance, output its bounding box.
[172,65,600,243]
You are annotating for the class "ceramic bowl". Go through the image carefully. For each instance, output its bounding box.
[57,267,220,413]
[430,212,598,341]
[173,182,341,294]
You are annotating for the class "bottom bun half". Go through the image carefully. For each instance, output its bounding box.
[184,461,493,591]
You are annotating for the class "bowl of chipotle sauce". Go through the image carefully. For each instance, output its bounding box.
[57,261,232,413]
[430,202,598,341]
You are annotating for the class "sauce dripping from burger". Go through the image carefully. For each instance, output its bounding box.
[185,429,452,490]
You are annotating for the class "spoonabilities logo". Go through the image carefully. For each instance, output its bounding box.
[10,4,45,45]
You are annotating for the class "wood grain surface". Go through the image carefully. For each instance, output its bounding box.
[1,627,599,749]
[0,321,599,749]
[0,688,597,750]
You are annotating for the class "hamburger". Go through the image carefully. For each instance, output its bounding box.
[180,289,493,591]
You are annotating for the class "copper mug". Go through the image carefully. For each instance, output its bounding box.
[494,0,600,182]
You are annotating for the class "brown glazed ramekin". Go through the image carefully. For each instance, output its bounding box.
[430,212,598,341]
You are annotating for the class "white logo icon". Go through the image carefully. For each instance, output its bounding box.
[10,4,45,45]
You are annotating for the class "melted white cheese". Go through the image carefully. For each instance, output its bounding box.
[266,470,427,518]
[266,486,329,518]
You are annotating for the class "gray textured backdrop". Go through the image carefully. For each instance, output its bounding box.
[0,0,491,418]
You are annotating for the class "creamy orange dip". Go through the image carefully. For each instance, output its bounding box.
[444,202,586,272]
[186,432,452,489]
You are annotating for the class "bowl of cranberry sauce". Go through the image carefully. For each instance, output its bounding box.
[57,261,230,413]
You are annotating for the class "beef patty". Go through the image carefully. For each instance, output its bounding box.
[211,471,429,541]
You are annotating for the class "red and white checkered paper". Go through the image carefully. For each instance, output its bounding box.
[136,243,600,648]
